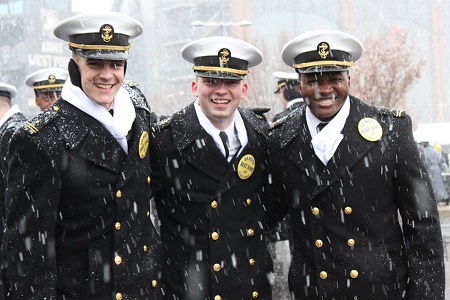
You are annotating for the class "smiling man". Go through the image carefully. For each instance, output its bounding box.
[149,36,274,299]
[24,67,69,111]
[3,13,163,299]
[267,29,444,299]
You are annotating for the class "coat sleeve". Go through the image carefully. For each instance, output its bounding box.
[394,114,445,299]
[4,129,59,299]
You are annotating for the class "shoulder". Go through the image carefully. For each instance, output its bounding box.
[239,106,270,125]
[122,80,150,112]
[20,104,61,136]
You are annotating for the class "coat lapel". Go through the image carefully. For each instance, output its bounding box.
[171,103,228,181]
[55,101,126,174]
[279,108,322,183]
[312,97,379,197]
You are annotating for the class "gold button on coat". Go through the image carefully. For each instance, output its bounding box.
[114,256,122,265]
[152,280,158,287]
[315,240,323,248]
[146,211,150,218]
[246,198,252,206]
[347,239,355,247]
[211,232,219,240]
[249,258,255,266]
[247,229,254,236]
[143,245,148,252]
[116,293,123,300]
[114,222,121,230]
[252,291,259,298]
[312,207,320,215]
[319,271,328,279]
[147,176,151,184]
[344,207,352,214]
[116,190,122,198]
[213,263,221,272]
[214,296,222,300]
[211,200,218,208]
[350,270,359,278]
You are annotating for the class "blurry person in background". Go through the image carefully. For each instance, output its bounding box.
[4,13,162,299]
[271,71,304,122]
[421,141,450,205]
[150,36,274,300]
[267,29,445,299]
[24,67,69,111]
[435,143,449,171]
[0,83,26,299]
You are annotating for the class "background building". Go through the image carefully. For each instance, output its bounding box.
[0,0,448,126]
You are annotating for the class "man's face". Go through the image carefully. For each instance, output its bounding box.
[35,91,61,111]
[73,56,125,109]
[192,77,247,129]
[299,71,350,121]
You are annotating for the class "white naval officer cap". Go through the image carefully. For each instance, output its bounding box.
[281,29,363,73]
[53,12,143,61]
[0,82,18,100]
[181,36,263,80]
[273,71,299,93]
[24,68,69,93]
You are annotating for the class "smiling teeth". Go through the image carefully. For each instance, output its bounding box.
[96,84,113,89]
[212,99,229,104]
[318,98,335,103]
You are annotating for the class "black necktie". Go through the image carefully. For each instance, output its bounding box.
[109,109,114,116]
[219,131,229,159]
[317,122,328,132]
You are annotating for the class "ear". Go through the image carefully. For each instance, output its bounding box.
[191,80,198,97]
[241,82,248,98]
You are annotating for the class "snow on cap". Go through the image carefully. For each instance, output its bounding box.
[182,36,263,80]
[282,29,363,74]
[54,12,143,61]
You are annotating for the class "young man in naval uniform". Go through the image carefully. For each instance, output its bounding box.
[149,36,274,300]
[271,71,304,122]
[4,13,162,300]
[267,29,444,299]
[0,83,26,300]
[24,67,69,111]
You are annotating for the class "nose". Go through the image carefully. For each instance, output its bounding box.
[317,81,333,94]
[99,64,114,79]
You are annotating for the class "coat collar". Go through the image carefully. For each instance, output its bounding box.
[167,103,267,183]
[279,97,380,189]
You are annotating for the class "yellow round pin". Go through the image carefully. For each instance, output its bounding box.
[237,154,255,180]
[138,131,149,159]
[357,118,382,141]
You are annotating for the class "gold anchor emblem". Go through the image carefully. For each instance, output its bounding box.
[317,42,330,59]
[219,48,230,65]
[48,74,56,84]
[100,24,113,43]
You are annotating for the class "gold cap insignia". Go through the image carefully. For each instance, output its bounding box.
[317,42,330,59]
[48,74,56,84]
[100,24,114,43]
[358,118,382,142]
[218,48,230,66]
[138,131,149,159]
[237,154,255,180]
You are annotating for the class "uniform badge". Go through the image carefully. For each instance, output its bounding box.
[138,131,149,159]
[358,118,382,141]
[100,24,113,43]
[237,154,255,180]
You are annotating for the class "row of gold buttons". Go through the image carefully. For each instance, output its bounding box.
[312,206,357,280]
[114,176,154,300]
[213,291,259,300]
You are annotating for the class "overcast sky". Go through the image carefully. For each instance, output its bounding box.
[71,0,114,13]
